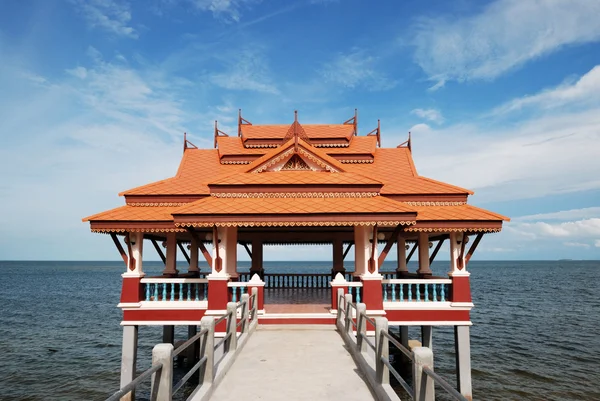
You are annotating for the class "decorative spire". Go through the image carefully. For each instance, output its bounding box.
[282,110,311,147]
[238,109,252,137]
[366,119,381,147]
[183,132,198,153]
[214,120,229,149]
[397,131,411,151]
[343,108,358,135]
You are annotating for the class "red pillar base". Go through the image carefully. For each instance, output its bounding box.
[451,274,472,303]
[120,276,143,303]
[331,285,349,311]
[207,276,230,311]
[360,275,384,312]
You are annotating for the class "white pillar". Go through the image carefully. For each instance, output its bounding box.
[396,236,408,275]
[164,233,177,275]
[417,232,432,275]
[120,325,138,401]
[123,232,144,278]
[449,232,470,279]
[354,225,379,276]
[211,227,237,277]
[188,236,199,274]
[455,325,472,400]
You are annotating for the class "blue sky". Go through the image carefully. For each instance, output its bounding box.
[1,0,600,261]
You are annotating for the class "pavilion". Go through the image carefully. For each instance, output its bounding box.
[83,110,508,398]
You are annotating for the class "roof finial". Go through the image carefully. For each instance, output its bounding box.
[354,108,358,136]
[294,110,298,122]
[238,109,242,137]
[184,132,187,152]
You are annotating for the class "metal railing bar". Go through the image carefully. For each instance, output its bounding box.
[214,314,229,326]
[105,364,162,401]
[361,313,377,327]
[213,332,231,351]
[351,320,357,329]
[382,331,413,360]
[236,319,244,328]
[236,301,247,310]
[423,366,469,401]
[172,356,208,395]
[381,358,413,397]
[359,333,376,352]
[173,328,208,357]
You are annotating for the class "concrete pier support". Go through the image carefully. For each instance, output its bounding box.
[188,325,198,364]
[454,325,473,401]
[120,325,138,401]
[421,326,432,349]
[163,325,175,345]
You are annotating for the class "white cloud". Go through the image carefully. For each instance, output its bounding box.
[71,0,138,38]
[493,65,600,114]
[189,0,260,22]
[564,242,591,248]
[413,0,600,87]
[408,108,600,202]
[595,240,600,248]
[516,207,600,222]
[210,49,279,94]
[320,48,397,91]
[66,66,88,79]
[411,108,444,124]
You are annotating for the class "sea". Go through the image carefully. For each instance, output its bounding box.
[1,260,599,401]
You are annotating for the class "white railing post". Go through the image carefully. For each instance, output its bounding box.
[225,302,238,352]
[241,293,250,333]
[150,344,173,401]
[251,287,258,322]
[336,288,344,325]
[199,316,215,385]
[356,303,367,353]
[413,347,435,401]
[344,294,353,334]
[375,317,389,385]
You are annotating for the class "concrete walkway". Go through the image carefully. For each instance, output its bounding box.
[210,325,375,401]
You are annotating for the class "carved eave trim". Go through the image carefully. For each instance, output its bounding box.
[338,159,374,164]
[253,148,295,173]
[124,195,207,204]
[406,221,503,233]
[221,160,251,165]
[209,184,382,195]
[176,220,416,228]
[129,202,187,207]
[90,221,184,233]
[404,201,467,206]
[209,192,379,198]
[298,148,339,172]
[385,194,470,203]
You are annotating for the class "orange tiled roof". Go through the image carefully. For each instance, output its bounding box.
[120,149,244,196]
[209,171,382,186]
[241,124,354,140]
[174,195,415,215]
[83,205,179,222]
[244,138,347,173]
[412,204,509,222]
[325,136,377,154]
[217,137,264,156]
[344,148,472,195]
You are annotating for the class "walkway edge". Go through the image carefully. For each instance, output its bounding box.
[188,319,259,401]
[336,321,400,401]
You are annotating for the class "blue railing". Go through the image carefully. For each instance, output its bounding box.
[382,279,451,302]
[140,278,208,302]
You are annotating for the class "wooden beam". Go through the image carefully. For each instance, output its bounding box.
[186,228,213,267]
[368,225,377,273]
[429,238,446,265]
[406,242,418,263]
[342,242,354,260]
[151,239,166,265]
[178,242,191,264]
[213,226,222,273]
[110,233,128,266]
[241,242,252,259]
[125,233,135,271]
[464,233,484,267]
[458,232,468,270]
[378,225,404,267]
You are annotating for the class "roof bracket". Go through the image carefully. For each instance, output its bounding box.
[214,120,229,148]
[397,132,411,151]
[366,119,381,147]
[343,108,358,135]
[238,109,252,137]
[183,132,198,153]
